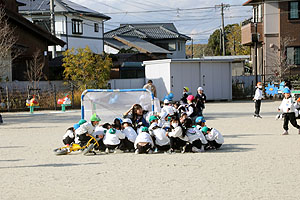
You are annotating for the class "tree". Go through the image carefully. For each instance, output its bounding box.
[0,7,20,81]
[25,49,46,92]
[62,46,112,90]
[226,24,250,56]
[206,23,250,56]
[269,36,296,82]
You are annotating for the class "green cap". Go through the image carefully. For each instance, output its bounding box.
[149,115,159,123]
[201,126,208,133]
[78,119,87,125]
[90,113,101,122]
[108,128,116,134]
[141,127,149,132]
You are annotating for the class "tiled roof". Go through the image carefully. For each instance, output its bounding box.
[113,36,171,54]
[105,23,190,40]
[18,0,110,19]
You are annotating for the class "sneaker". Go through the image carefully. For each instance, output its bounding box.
[105,148,109,154]
[154,148,159,153]
[114,149,123,154]
[200,146,205,153]
[192,146,201,153]
[167,148,175,154]
[181,145,187,154]
[282,131,289,135]
[257,115,262,118]
[253,114,257,118]
[275,114,280,120]
[148,150,153,154]
[135,149,139,154]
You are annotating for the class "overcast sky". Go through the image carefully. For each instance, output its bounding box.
[72,0,252,43]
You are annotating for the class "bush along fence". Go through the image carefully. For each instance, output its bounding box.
[0,83,82,112]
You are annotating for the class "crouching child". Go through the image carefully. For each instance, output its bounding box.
[148,115,170,153]
[103,128,125,153]
[134,127,154,154]
[62,124,79,146]
[201,127,224,150]
[120,118,137,152]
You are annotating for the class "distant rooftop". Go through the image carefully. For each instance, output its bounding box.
[18,0,110,19]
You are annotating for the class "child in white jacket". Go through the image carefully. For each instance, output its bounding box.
[167,116,188,153]
[278,88,300,135]
[120,118,137,151]
[183,118,208,152]
[103,128,125,153]
[202,127,224,150]
[148,115,170,152]
[62,124,79,145]
[134,127,154,154]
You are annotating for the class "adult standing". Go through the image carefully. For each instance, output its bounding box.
[143,80,157,97]
[253,82,263,118]
[195,87,206,116]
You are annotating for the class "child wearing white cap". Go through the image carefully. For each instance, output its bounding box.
[195,87,206,116]
[120,118,137,151]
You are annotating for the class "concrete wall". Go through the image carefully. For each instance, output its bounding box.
[108,78,145,90]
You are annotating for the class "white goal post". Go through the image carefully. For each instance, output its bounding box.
[81,89,160,121]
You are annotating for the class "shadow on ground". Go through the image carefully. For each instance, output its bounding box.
[0,162,101,169]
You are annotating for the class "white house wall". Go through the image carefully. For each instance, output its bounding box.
[104,44,119,54]
[170,62,201,100]
[145,60,171,100]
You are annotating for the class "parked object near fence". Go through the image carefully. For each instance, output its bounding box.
[26,95,39,114]
[57,94,72,112]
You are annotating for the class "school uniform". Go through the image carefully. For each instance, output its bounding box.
[103,130,125,149]
[205,128,224,149]
[168,126,188,150]
[120,126,137,150]
[254,87,263,117]
[92,126,107,151]
[186,103,198,120]
[181,92,188,104]
[149,123,170,151]
[186,127,208,151]
[195,93,206,116]
[75,122,95,146]
[62,129,75,145]
[134,131,154,154]
[278,97,300,131]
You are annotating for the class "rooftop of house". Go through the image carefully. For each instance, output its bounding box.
[18,0,110,20]
[105,23,191,40]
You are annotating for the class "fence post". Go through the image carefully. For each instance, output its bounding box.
[6,86,10,112]
[71,82,74,108]
[54,84,57,110]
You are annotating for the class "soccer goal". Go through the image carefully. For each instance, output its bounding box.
[81,89,160,121]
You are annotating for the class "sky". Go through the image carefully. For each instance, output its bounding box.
[71,0,252,44]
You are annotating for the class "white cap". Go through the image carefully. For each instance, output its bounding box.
[164,99,170,104]
[197,87,203,91]
[122,118,132,124]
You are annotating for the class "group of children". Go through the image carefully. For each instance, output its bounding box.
[61,87,224,154]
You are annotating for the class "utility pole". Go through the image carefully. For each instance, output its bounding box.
[191,38,194,58]
[254,23,258,84]
[216,3,230,56]
[50,0,56,58]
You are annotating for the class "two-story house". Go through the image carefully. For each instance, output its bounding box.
[242,0,300,81]
[0,0,65,81]
[18,0,110,56]
[104,23,191,59]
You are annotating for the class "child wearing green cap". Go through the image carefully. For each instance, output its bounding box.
[75,113,101,146]
[148,115,170,152]
[103,128,125,153]
[202,127,224,150]
[134,127,154,154]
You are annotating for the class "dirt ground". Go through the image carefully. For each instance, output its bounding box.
[1,100,300,200]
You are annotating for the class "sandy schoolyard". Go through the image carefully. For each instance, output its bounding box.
[1,100,300,200]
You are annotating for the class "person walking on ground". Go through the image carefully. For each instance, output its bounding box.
[143,80,157,97]
[253,82,263,118]
[278,88,300,135]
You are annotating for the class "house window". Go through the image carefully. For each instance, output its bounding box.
[253,4,262,23]
[72,19,83,34]
[289,1,299,19]
[94,23,99,32]
[178,42,181,51]
[168,42,176,51]
[286,47,300,65]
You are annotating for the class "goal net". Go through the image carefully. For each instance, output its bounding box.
[81,89,160,122]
